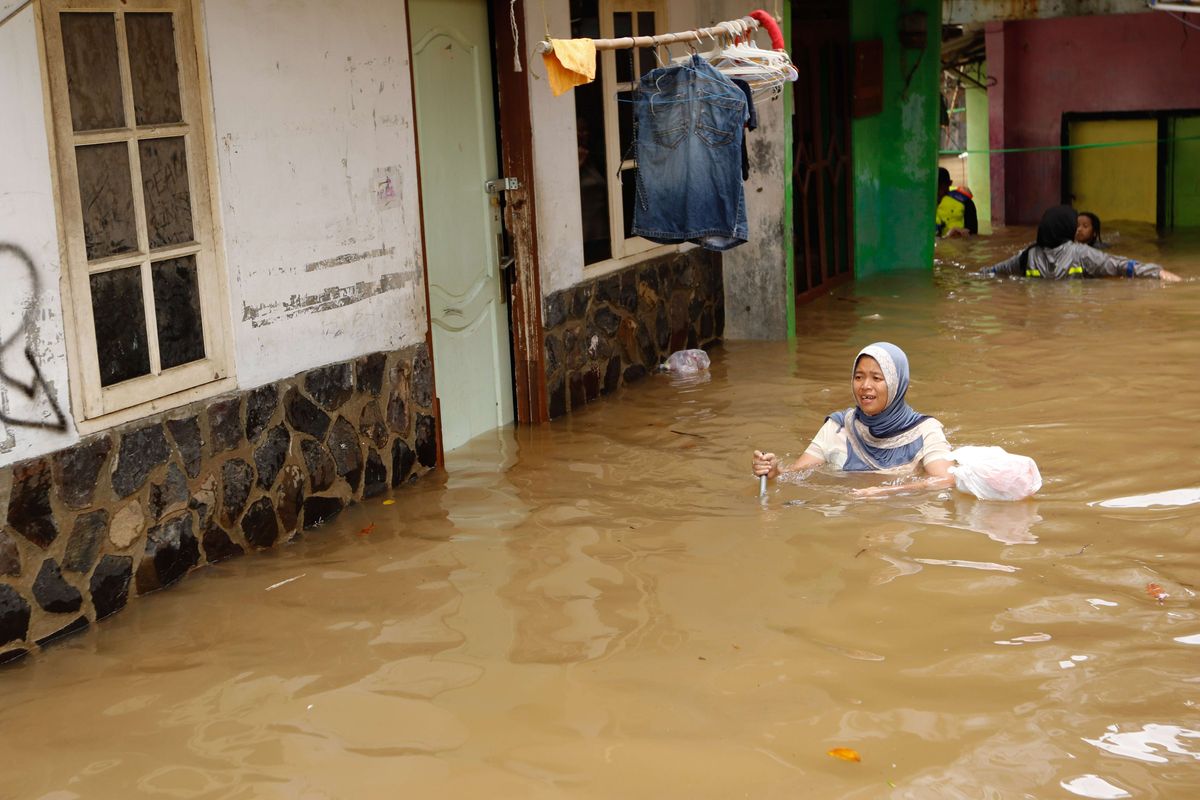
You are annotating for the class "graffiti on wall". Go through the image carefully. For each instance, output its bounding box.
[0,242,67,432]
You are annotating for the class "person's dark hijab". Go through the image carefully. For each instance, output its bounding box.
[1020,205,1078,270]
[1037,205,1078,248]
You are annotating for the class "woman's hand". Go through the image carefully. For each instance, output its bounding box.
[1160,268,1183,283]
[752,450,780,479]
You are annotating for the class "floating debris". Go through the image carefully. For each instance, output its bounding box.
[1146,583,1169,604]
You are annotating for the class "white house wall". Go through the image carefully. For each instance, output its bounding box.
[525,0,585,298]
[0,0,429,470]
[203,0,427,389]
[0,6,78,465]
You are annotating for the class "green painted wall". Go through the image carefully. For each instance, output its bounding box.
[964,62,991,234]
[850,0,943,276]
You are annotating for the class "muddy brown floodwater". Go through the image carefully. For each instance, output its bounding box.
[3,225,1199,799]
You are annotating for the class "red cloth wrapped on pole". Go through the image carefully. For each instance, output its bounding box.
[749,9,785,50]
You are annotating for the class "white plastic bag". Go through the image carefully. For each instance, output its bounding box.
[663,349,710,374]
[949,446,1042,501]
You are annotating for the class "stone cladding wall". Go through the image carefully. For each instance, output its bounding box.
[0,343,437,663]
[541,248,723,419]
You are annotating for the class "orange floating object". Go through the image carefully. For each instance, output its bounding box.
[358,523,376,536]
[828,747,861,762]
[1146,583,1169,604]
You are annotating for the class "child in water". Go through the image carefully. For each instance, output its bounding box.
[1075,211,1105,249]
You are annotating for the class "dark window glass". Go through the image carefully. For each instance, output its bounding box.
[152,256,205,369]
[140,137,194,248]
[126,13,183,126]
[617,91,634,163]
[91,267,150,386]
[76,142,138,260]
[572,0,610,264]
[637,13,658,76]
[60,13,124,132]
[621,167,638,239]
[613,12,633,83]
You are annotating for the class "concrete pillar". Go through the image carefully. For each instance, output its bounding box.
[964,61,992,234]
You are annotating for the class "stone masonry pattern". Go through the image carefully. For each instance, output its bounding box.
[541,248,723,419]
[0,343,437,664]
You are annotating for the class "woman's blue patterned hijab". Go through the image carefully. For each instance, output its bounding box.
[828,342,929,470]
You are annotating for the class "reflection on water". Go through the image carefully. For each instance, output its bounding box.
[1,229,1198,798]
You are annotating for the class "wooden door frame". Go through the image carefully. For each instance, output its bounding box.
[492,0,549,424]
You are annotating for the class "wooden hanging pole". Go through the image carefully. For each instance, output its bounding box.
[534,10,784,54]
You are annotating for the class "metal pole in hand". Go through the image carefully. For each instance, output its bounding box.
[759,474,767,497]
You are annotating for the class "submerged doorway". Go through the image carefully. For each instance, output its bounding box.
[791,0,854,305]
[410,0,515,452]
[1064,110,1200,230]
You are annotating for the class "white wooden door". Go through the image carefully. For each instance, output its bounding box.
[410,0,514,452]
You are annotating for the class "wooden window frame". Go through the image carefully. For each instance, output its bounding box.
[38,0,235,432]
[584,0,673,273]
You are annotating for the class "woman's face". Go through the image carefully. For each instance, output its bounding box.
[1075,215,1094,244]
[853,356,889,416]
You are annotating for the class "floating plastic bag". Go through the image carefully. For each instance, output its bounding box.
[662,349,710,374]
[949,446,1042,501]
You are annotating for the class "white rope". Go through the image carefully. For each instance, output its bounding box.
[1170,10,1200,31]
[510,0,522,72]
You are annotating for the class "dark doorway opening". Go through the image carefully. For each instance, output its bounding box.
[791,1,854,305]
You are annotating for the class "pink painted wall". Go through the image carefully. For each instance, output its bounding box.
[986,12,1200,225]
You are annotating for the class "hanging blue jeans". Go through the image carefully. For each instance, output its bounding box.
[631,55,748,252]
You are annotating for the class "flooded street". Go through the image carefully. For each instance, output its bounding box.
[4,228,1199,799]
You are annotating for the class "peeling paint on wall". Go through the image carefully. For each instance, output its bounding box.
[304,246,395,272]
[241,269,421,328]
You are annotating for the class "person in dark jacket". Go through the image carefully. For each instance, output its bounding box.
[982,206,1181,281]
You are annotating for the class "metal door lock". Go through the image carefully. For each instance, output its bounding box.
[484,177,521,194]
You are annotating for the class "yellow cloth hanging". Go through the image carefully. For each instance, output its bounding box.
[542,37,597,96]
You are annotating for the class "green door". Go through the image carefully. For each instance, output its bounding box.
[1168,115,1200,228]
[410,0,514,452]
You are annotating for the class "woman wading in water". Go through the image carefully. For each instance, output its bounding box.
[983,205,1181,281]
[751,342,955,496]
